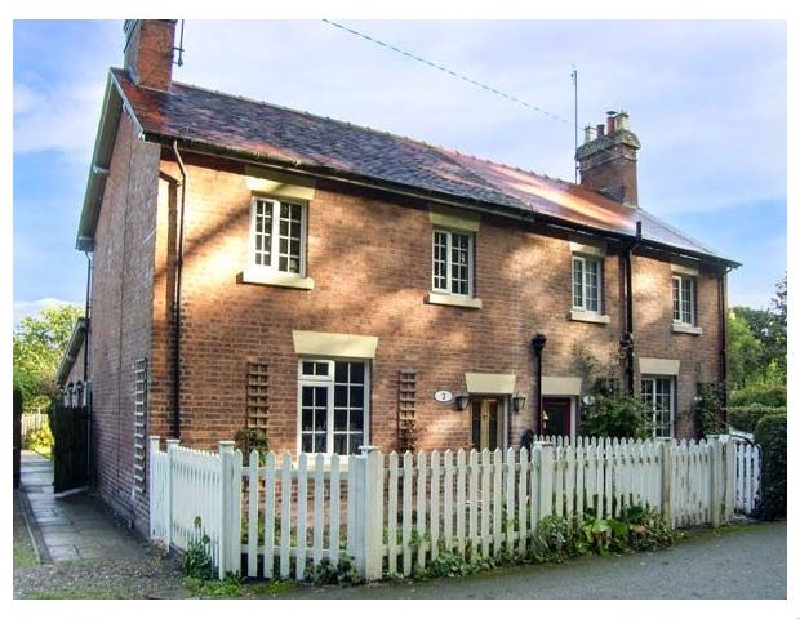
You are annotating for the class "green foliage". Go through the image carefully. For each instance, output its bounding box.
[235,428,269,466]
[24,425,54,451]
[727,275,787,395]
[693,384,725,438]
[307,555,363,586]
[183,517,214,581]
[727,404,787,433]
[728,384,786,408]
[13,304,83,408]
[185,573,243,598]
[581,394,647,439]
[754,414,786,521]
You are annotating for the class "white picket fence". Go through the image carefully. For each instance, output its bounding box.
[149,435,750,582]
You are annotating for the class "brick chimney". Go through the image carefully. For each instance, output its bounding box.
[575,110,641,207]
[123,19,177,91]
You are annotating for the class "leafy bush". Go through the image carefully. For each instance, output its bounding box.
[24,425,54,451]
[581,394,647,439]
[727,404,786,433]
[693,384,725,438]
[234,428,269,465]
[728,384,786,408]
[184,517,214,581]
[754,414,786,521]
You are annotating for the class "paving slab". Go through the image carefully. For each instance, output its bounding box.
[18,451,150,564]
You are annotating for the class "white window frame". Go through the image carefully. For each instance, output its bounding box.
[672,275,697,326]
[572,255,602,314]
[297,359,370,456]
[249,196,308,277]
[431,229,475,297]
[640,375,675,438]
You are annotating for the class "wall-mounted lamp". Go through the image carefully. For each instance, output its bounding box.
[582,395,596,406]
[693,395,703,403]
[512,392,526,413]
[455,392,469,411]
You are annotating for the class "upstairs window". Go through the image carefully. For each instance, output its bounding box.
[250,197,306,275]
[672,275,697,326]
[572,256,601,313]
[432,230,474,297]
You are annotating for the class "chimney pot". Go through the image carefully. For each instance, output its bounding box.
[584,124,596,144]
[596,124,605,138]
[606,110,616,134]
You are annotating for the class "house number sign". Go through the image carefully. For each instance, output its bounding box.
[434,391,453,403]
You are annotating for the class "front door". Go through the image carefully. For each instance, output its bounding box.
[542,396,571,438]
[471,398,503,451]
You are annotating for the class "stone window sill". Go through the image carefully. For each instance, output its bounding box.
[672,322,702,335]
[569,310,611,325]
[237,269,315,290]
[426,292,482,309]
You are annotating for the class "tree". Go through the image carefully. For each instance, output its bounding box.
[726,310,765,390]
[13,304,83,411]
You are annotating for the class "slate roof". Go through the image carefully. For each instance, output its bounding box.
[109,67,736,265]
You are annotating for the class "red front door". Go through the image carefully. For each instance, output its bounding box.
[542,396,571,437]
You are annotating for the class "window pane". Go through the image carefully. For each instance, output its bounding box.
[433,231,448,291]
[301,410,313,431]
[673,279,681,321]
[280,203,290,219]
[302,435,312,453]
[334,385,347,408]
[334,409,347,431]
[586,260,599,312]
[301,385,314,405]
[350,386,364,408]
[573,258,583,308]
[349,433,363,454]
[350,408,364,431]
[681,279,693,324]
[334,362,348,384]
[333,433,348,456]
[280,238,289,254]
[314,410,327,431]
[315,362,329,376]
[315,435,327,453]
[350,363,365,384]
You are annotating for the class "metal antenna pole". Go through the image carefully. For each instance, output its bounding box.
[174,19,185,67]
[572,65,578,183]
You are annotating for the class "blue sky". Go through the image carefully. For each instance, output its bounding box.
[10,18,788,324]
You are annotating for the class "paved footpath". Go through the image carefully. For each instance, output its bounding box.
[18,451,148,562]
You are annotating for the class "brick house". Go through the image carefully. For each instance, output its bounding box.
[68,20,739,533]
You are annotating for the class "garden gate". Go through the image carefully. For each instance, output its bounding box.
[51,401,91,494]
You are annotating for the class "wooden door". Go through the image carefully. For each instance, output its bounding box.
[542,396,571,438]
[471,398,503,450]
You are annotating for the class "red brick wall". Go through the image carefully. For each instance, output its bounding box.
[150,153,722,459]
[123,20,176,91]
[632,256,722,436]
[89,112,161,532]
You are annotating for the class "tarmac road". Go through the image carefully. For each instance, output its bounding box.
[281,520,786,600]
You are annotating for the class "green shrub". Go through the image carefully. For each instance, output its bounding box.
[581,394,647,439]
[727,404,786,433]
[728,384,786,408]
[693,384,725,438]
[234,428,269,466]
[24,425,54,451]
[754,414,786,521]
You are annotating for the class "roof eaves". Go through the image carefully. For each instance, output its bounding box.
[75,71,129,252]
[55,318,87,386]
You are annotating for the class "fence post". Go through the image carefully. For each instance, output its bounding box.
[353,446,383,581]
[218,440,237,580]
[657,438,673,527]
[148,436,160,539]
[165,438,179,550]
[723,441,736,523]
[708,437,721,527]
[535,441,554,522]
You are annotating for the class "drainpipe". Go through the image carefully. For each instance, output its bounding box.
[83,251,93,382]
[532,333,547,434]
[172,140,187,440]
[719,267,733,426]
[623,221,642,396]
